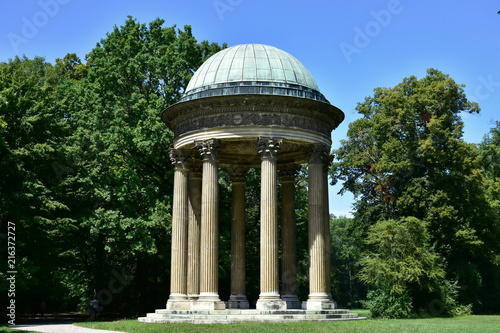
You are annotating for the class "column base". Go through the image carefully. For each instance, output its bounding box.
[227,294,250,309]
[303,293,336,310]
[187,294,199,301]
[256,299,287,311]
[256,293,287,310]
[191,292,226,310]
[191,300,226,310]
[166,300,191,310]
[281,294,302,309]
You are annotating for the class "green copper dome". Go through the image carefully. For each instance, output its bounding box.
[181,44,328,103]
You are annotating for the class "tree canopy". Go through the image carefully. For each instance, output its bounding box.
[1,17,225,315]
[331,69,500,315]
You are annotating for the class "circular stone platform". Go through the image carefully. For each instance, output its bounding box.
[139,309,365,324]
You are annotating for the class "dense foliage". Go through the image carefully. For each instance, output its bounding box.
[1,17,224,316]
[331,69,500,316]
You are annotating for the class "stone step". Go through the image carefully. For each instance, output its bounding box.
[138,309,364,324]
[147,314,357,320]
[139,316,366,324]
[154,309,353,315]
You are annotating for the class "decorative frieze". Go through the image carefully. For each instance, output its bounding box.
[174,111,332,139]
[164,95,343,128]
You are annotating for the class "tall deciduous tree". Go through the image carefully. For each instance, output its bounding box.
[0,56,73,311]
[331,69,500,314]
[57,17,224,313]
[1,17,225,315]
[479,122,500,210]
[359,217,464,318]
[330,215,366,308]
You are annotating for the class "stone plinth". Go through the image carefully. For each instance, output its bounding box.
[139,309,364,324]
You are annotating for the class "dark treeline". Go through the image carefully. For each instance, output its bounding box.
[0,17,498,319]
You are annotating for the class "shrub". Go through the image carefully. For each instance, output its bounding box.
[364,289,413,319]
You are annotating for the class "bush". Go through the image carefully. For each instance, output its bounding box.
[364,289,413,319]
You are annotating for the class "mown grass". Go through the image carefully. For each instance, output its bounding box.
[76,313,500,333]
[0,325,37,333]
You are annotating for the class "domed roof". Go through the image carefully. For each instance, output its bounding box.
[180,44,328,103]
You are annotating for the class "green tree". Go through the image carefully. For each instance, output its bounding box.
[0,17,225,316]
[56,17,225,314]
[479,121,500,210]
[359,217,464,318]
[477,122,500,311]
[330,215,366,308]
[0,56,73,312]
[331,69,500,313]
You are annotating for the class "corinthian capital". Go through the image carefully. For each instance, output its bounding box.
[228,166,249,183]
[308,143,331,165]
[195,139,221,161]
[169,149,189,170]
[257,137,282,160]
[279,163,300,182]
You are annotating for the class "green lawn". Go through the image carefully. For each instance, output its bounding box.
[76,314,500,333]
[0,325,37,333]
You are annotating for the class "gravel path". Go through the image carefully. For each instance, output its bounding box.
[10,322,125,333]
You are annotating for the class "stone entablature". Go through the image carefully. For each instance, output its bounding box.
[163,95,344,141]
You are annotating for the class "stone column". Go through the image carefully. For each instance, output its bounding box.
[323,155,334,301]
[166,149,190,310]
[187,159,202,300]
[228,166,250,309]
[193,139,225,310]
[279,163,301,309]
[305,144,335,310]
[256,137,287,310]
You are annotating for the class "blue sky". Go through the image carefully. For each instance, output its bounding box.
[1,0,499,216]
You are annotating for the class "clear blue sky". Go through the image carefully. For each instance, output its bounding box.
[1,0,499,216]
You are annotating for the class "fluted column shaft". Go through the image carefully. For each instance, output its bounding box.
[256,137,286,310]
[280,164,300,308]
[187,161,202,299]
[194,139,224,310]
[228,167,249,309]
[306,144,334,310]
[167,150,190,309]
[323,156,333,298]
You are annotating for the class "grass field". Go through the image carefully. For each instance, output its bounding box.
[0,326,37,333]
[3,312,500,333]
[75,313,500,333]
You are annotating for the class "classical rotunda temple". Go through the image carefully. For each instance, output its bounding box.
[140,44,361,323]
